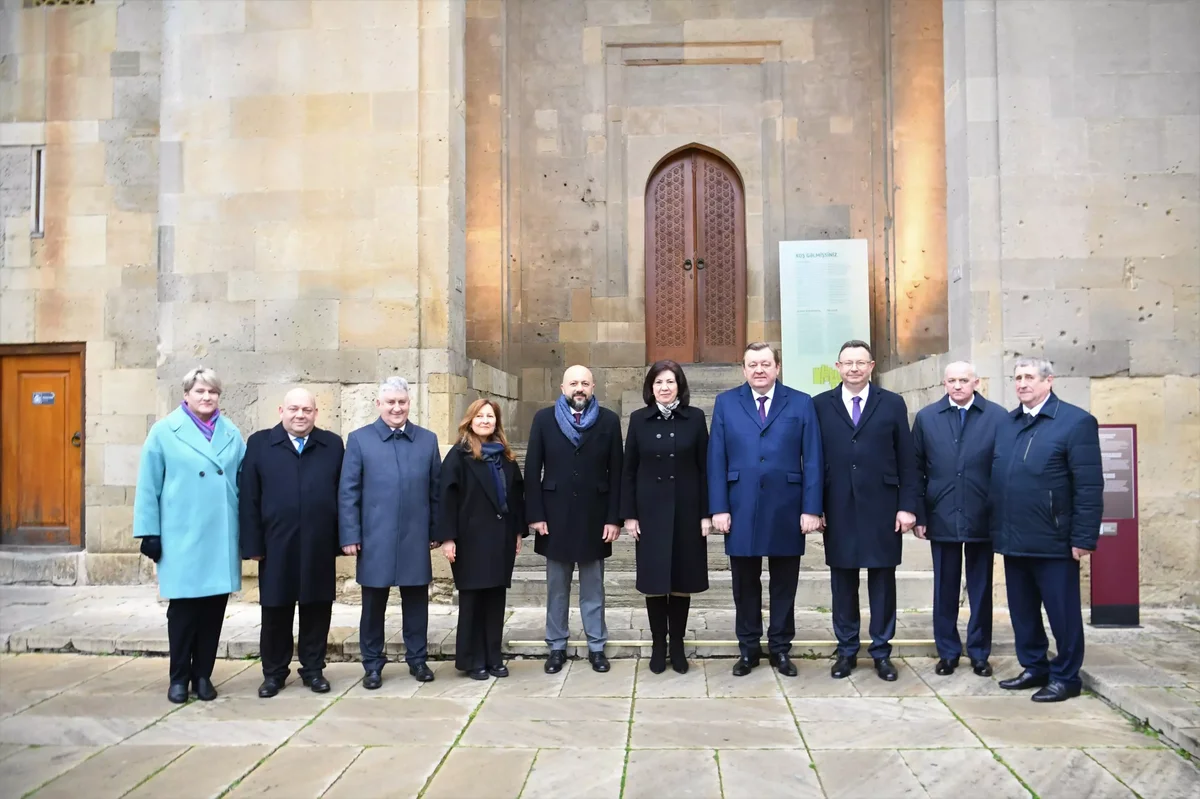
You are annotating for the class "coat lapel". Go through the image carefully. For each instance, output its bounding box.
[737,384,764,428]
[761,384,791,432]
[829,384,855,430]
[465,455,503,512]
[166,408,224,467]
[855,384,883,430]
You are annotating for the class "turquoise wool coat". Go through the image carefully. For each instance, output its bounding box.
[133,407,246,599]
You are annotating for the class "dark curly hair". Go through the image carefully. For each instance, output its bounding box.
[642,360,690,407]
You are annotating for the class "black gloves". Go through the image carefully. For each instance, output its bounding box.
[139,536,162,562]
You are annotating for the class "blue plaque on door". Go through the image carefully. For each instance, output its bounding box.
[32,391,56,405]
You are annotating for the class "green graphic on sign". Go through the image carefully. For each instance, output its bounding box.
[812,364,839,389]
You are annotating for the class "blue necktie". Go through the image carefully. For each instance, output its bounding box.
[295,437,304,454]
[959,406,967,431]
[851,396,862,426]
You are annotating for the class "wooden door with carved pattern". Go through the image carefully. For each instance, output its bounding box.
[645,149,746,364]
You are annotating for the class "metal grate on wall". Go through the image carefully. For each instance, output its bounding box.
[24,0,97,7]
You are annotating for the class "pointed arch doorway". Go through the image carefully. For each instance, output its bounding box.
[644,147,747,364]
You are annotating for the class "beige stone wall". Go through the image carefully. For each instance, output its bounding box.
[1,0,161,583]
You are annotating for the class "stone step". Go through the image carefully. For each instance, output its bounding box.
[508,569,936,609]
[514,534,935,572]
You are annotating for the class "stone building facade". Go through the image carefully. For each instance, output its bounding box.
[0,0,1196,604]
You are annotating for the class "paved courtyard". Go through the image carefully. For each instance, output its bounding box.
[1,587,1199,798]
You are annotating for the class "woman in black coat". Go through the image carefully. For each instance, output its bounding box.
[620,361,710,674]
[439,399,526,680]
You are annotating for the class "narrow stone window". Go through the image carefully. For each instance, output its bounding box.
[31,146,45,238]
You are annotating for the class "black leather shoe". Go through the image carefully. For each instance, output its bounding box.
[303,673,331,693]
[544,649,567,674]
[1031,681,1081,703]
[874,658,898,682]
[363,670,383,690]
[935,657,960,676]
[167,682,188,704]
[257,677,283,698]
[972,660,993,677]
[488,664,509,678]
[999,669,1049,691]
[830,656,857,679]
[589,652,611,673]
[769,652,798,677]
[731,655,760,677]
[193,677,218,701]
[409,663,435,682]
[467,668,489,680]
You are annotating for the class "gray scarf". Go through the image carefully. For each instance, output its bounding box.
[656,399,681,419]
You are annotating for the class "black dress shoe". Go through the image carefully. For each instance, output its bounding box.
[467,668,490,680]
[589,652,611,673]
[167,682,189,704]
[488,664,509,678]
[769,653,798,677]
[409,663,435,682]
[362,670,383,690]
[544,649,567,674]
[1031,681,1081,703]
[257,677,283,698]
[999,669,1049,691]
[972,660,993,677]
[731,655,760,677]
[874,658,898,682]
[193,677,218,701]
[830,655,857,679]
[935,657,960,676]
[303,673,331,693]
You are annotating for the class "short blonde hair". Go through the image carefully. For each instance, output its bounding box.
[182,366,222,394]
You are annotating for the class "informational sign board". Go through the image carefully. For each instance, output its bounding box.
[778,239,871,396]
[1091,425,1139,627]
[31,392,56,405]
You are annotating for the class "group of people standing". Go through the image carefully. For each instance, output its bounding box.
[134,337,1102,705]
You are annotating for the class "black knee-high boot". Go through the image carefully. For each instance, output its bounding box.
[667,595,691,674]
[645,595,668,674]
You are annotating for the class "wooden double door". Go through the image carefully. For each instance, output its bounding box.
[645,149,747,364]
[0,351,83,546]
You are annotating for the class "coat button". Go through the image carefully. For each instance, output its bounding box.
[217,469,224,475]
[669,475,674,480]
[852,464,857,470]
[669,433,674,438]
[656,433,662,439]
[760,457,765,462]
[656,477,662,482]
[496,514,503,519]
[669,453,674,458]
[199,471,205,477]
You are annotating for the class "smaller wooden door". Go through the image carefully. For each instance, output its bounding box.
[645,149,747,364]
[1,353,84,547]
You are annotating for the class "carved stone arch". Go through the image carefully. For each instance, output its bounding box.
[644,146,747,364]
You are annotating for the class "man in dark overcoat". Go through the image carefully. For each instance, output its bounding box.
[912,362,1006,678]
[991,357,1103,702]
[240,388,344,697]
[815,339,919,682]
[524,364,623,674]
[708,342,824,678]
[339,376,441,688]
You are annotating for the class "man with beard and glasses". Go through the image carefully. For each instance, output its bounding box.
[524,364,623,674]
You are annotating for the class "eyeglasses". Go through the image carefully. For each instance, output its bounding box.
[839,361,872,369]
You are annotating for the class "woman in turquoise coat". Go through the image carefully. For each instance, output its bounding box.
[134,367,246,704]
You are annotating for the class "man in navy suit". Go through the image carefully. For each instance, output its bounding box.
[709,342,824,677]
[814,340,920,682]
[991,357,1102,702]
[912,361,1006,678]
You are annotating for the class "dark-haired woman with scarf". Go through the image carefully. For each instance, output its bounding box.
[439,399,527,679]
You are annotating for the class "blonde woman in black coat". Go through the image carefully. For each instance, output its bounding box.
[439,399,526,679]
[620,361,711,674]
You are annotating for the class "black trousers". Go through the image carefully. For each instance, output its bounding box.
[830,567,897,660]
[729,555,801,658]
[455,587,507,671]
[931,541,993,662]
[260,601,333,681]
[1005,556,1084,689]
[359,585,429,673]
[167,594,229,685]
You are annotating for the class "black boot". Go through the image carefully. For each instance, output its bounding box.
[667,595,691,674]
[645,595,668,674]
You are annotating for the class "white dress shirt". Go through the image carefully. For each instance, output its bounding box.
[842,383,870,418]
[751,382,777,418]
[1024,396,1050,417]
[292,434,308,453]
[950,395,975,411]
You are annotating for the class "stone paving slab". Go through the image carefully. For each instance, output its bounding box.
[0,651,1197,798]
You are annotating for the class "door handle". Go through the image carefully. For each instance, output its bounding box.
[71,431,81,448]
[696,258,706,270]
[682,259,692,271]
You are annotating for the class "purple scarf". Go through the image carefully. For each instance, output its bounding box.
[180,402,220,442]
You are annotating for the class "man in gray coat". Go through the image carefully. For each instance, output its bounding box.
[339,377,441,688]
